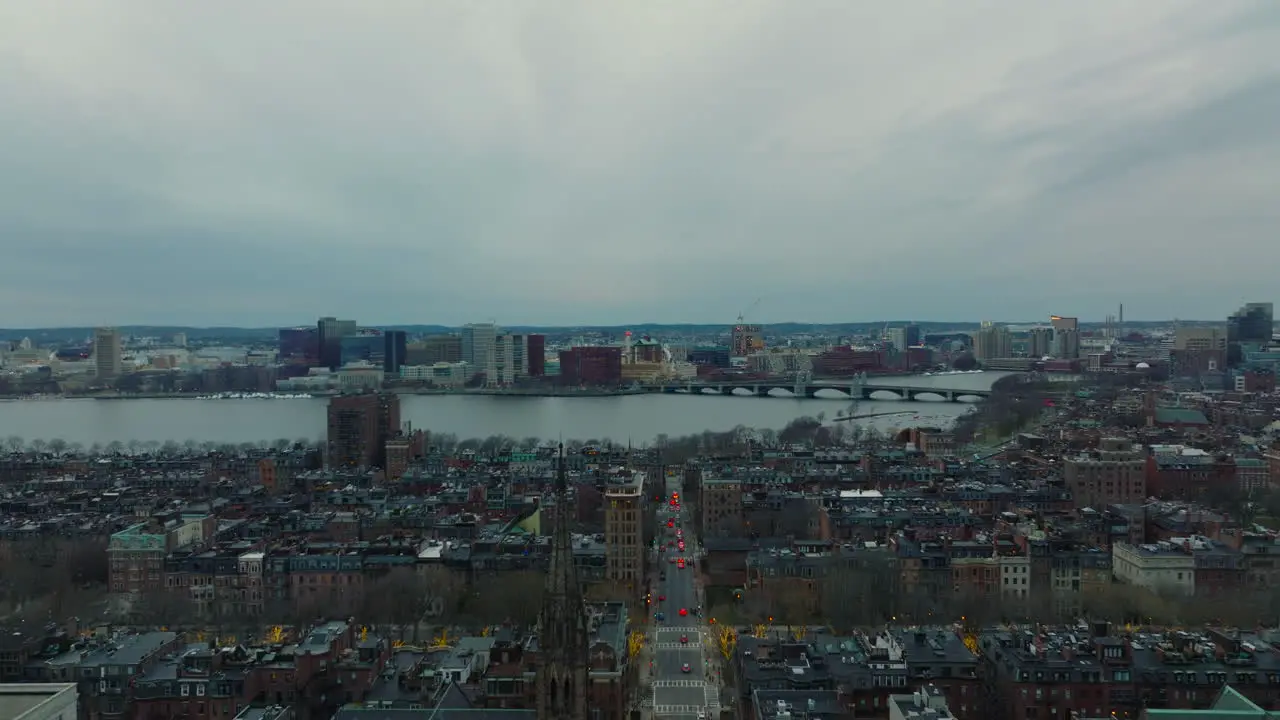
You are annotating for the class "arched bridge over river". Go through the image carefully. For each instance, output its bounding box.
[639,376,991,402]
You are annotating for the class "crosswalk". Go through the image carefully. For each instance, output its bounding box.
[652,679,704,688]
[703,683,720,709]
[656,627,701,638]
[652,641,699,650]
[653,705,702,716]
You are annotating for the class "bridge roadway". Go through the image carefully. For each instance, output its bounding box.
[638,378,991,402]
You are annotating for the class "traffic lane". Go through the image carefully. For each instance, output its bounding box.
[661,592,696,627]
[655,647,703,679]
[658,576,692,613]
[653,688,706,711]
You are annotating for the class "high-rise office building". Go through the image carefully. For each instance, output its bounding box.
[383,330,407,374]
[1050,315,1079,332]
[461,323,498,382]
[1228,303,1274,366]
[278,327,319,365]
[340,330,384,367]
[317,316,357,369]
[527,334,546,377]
[1054,329,1081,359]
[492,333,517,386]
[1028,327,1054,358]
[1048,315,1081,360]
[490,333,532,386]
[93,327,122,381]
[973,322,1012,361]
[407,334,462,365]
[887,323,921,351]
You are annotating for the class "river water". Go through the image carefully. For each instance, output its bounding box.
[0,373,1011,446]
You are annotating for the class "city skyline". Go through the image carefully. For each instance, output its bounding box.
[0,311,1260,334]
[3,3,1279,326]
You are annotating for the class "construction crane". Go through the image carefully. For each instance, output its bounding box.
[737,298,762,326]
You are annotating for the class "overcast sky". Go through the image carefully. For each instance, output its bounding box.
[2,2,1278,328]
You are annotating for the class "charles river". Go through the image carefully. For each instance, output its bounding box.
[0,373,1012,446]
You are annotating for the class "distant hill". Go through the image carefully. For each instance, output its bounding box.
[0,318,1197,343]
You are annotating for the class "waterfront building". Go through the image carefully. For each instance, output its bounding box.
[93,327,122,382]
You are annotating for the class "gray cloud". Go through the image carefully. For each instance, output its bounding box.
[1,1,1277,327]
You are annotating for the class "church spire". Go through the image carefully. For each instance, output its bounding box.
[535,443,590,720]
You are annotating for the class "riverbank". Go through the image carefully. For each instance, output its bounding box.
[1,386,655,401]
[0,376,1006,445]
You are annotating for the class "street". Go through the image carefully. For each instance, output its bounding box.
[648,474,719,720]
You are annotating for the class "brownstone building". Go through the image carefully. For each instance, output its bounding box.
[326,392,401,469]
[1063,438,1145,509]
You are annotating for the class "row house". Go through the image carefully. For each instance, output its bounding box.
[109,513,215,595]
[73,631,186,720]
[981,624,1280,720]
[130,619,390,720]
[163,544,255,615]
[734,630,980,720]
[1145,445,1234,500]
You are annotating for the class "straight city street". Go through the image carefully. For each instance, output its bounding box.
[646,473,720,720]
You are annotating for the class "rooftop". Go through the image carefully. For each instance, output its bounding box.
[0,683,76,720]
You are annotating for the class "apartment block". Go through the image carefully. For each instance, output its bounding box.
[604,474,644,587]
[1063,438,1145,508]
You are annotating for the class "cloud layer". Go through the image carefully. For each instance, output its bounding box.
[2,1,1278,327]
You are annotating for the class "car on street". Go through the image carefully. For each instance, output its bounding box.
[677,559,685,569]
[679,608,688,616]
[658,595,665,601]
[680,634,688,644]
[681,663,691,673]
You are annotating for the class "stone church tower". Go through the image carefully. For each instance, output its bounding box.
[535,444,590,720]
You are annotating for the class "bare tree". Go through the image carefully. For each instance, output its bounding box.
[132,589,196,628]
[770,583,817,634]
[47,438,68,455]
[363,567,464,642]
[819,555,901,630]
[4,435,22,452]
[465,571,543,626]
